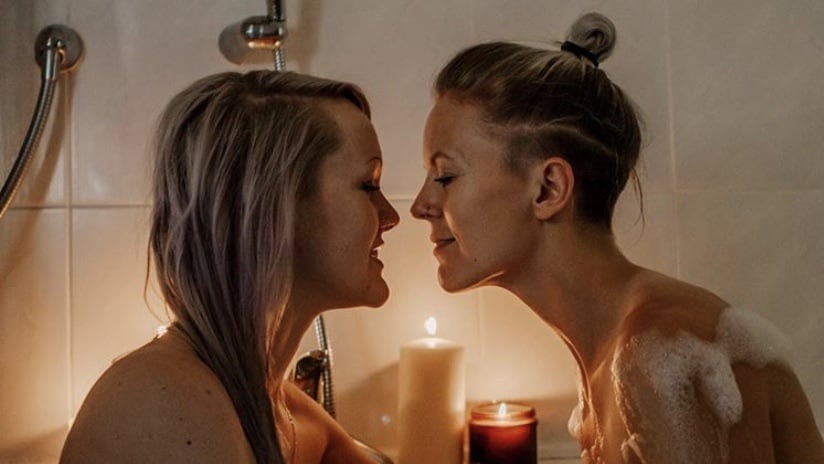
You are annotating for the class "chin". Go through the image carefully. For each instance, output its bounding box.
[437,266,482,293]
[360,279,390,307]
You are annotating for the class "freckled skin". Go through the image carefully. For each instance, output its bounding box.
[292,100,400,311]
[60,324,379,464]
[60,329,258,463]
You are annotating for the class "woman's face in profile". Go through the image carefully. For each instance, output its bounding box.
[411,96,537,292]
[292,100,399,312]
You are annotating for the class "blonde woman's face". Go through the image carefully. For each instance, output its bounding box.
[292,100,399,313]
[411,96,536,292]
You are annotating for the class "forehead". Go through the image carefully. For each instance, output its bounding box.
[322,99,382,167]
[426,96,488,138]
[424,96,503,166]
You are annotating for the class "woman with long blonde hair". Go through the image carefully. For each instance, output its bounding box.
[61,70,398,464]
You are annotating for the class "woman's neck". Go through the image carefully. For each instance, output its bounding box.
[503,226,643,377]
[268,307,319,384]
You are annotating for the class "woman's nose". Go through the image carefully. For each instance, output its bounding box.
[410,187,436,220]
[379,194,400,232]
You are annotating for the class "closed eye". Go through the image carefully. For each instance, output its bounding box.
[434,175,455,186]
[362,183,381,192]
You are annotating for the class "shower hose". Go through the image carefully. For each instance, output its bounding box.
[0,25,83,221]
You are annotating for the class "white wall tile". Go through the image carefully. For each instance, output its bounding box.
[68,0,263,205]
[0,0,70,208]
[613,189,678,276]
[70,207,167,412]
[669,0,824,190]
[68,0,475,204]
[0,209,69,460]
[678,190,824,424]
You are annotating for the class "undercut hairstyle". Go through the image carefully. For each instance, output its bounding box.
[436,12,642,229]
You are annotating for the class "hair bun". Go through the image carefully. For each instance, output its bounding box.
[565,12,617,62]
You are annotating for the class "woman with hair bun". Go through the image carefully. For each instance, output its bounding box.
[61,70,398,464]
[412,12,824,463]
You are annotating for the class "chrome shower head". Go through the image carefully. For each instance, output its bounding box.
[218,15,287,66]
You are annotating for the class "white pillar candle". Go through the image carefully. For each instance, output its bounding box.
[397,317,465,464]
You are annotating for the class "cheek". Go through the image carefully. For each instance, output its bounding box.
[323,201,377,261]
[452,192,530,259]
[447,185,508,239]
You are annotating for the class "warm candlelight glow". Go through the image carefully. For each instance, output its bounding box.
[399,317,465,464]
[425,316,437,336]
[469,402,538,464]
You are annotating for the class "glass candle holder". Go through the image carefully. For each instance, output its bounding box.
[468,402,537,464]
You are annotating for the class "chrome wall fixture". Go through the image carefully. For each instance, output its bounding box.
[218,0,288,69]
[0,25,84,220]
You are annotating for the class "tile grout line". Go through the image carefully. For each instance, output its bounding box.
[11,187,824,214]
[63,0,74,425]
[663,0,681,280]
[60,76,73,426]
[64,73,74,422]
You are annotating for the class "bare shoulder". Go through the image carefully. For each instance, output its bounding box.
[612,271,824,463]
[760,363,824,463]
[60,332,254,464]
[283,382,373,464]
[619,271,729,342]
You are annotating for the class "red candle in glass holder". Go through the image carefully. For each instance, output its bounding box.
[468,402,537,464]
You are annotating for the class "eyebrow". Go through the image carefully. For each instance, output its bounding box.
[423,151,453,169]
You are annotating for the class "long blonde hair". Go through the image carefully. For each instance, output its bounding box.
[150,70,369,463]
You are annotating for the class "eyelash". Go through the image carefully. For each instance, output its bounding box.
[362,182,381,192]
[434,175,455,186]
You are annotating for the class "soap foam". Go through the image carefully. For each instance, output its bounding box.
[567,306,793,463]
[716,306,793,370]
[612,329,739,462]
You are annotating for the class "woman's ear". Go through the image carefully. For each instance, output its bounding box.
[532,156,574,221]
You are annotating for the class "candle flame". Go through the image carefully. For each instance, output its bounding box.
[424,317,437,336]
[497,402,508,417]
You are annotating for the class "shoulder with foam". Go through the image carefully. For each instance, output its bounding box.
[715,306,793,370]
[611,305,746,426]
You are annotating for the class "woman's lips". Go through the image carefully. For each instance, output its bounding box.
[370,240,384,258]
[434,238,456,252]
[369,248,384,270]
